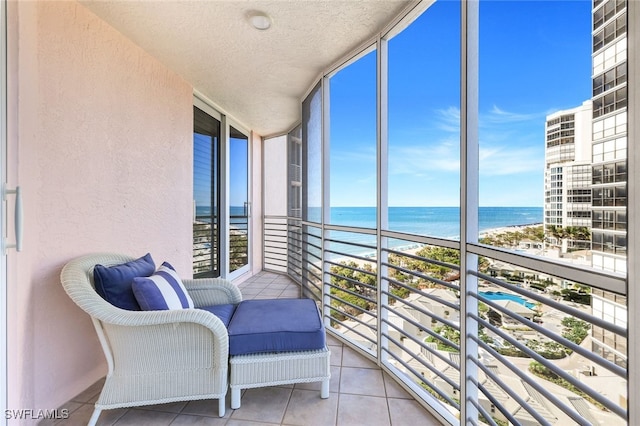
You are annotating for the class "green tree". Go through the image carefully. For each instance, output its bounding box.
[409,246,460,282]
[329,261,377,322]
[561,317,590,345]
[425,325,460,351]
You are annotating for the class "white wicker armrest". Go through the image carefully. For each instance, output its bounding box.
[98,305,228,330]
[182,278,243,307]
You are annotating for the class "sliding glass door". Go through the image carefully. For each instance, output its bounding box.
[228,126,250,276]
[193,106,221,277]
[194,101,251,279]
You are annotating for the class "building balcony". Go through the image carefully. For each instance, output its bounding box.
[49,272,441,425]
[4,1,637,426]
[45,219,629,426]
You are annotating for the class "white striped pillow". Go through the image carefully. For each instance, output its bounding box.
[132,262,194,310]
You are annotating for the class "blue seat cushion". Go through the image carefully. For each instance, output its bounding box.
[199,304,237,327]
[227,298,326,356]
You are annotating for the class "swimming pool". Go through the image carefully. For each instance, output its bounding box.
[479,291,536,310]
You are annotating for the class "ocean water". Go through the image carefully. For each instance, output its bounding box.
[197,205,543,256]
[324,206,543,257]
[329,206,542,238]
[197,206,542,234]
[196,206,248,226]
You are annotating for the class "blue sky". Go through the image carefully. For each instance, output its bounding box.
[229,136,248,207]
[329,0,592,207]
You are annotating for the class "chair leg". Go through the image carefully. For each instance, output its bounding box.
[87,407,102,426]
[321,379,330,399]
[231,387,241,409]
[218,396,226,417]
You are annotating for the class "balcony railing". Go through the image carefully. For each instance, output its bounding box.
[193,214,248,275]
[276,216,628,426]
[324,227,379,355]
[193,218,217,275]
[229,214,248,273]
[263,215,288,273]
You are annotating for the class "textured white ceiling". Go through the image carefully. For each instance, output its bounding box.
[81,0,412,136]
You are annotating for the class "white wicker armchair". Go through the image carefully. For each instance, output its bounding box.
[60,253,242,425]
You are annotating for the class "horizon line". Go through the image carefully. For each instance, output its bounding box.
[325,205,543,209]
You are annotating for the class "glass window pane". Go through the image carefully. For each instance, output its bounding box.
[479,1,592,257]
[329,49,377,227]
[387,1,461,239]
[193,106,221,277]
[302,82,322,223]
[229,126,249,273]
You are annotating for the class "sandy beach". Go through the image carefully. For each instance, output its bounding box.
[325,223,543,268]
[479,223,543,238]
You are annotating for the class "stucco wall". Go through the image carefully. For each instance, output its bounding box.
[251,132,264,276]
[8,0,193,418]
[263,135,288,216]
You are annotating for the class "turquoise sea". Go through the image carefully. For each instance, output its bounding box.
[197,205,543,256]
[199,206,543,236]
[329,206,542,238]
[322,206,543,257]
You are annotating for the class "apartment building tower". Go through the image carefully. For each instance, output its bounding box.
[590,0,628,369]
[544,101,593,252]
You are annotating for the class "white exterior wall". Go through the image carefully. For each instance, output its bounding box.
[263,135,288,216]
[544,101,593,232]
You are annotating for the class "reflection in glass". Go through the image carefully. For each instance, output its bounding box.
[193,106,220,277]
[303,83,322,223]
[229,126,249,273]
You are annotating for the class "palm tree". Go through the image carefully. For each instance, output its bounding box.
[573,226,591,242]
[546,225,591,253]
[525,225,545,242]
[546,224,568,253]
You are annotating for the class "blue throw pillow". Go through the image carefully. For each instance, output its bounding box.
[132,262,194,310]
[93,253,155,310]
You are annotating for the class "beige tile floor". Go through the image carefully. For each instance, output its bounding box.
[48,272,442,426]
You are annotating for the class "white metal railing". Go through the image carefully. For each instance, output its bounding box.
[263,215,288,273]
[275,217,629,426]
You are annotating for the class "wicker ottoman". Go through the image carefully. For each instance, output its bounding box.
[227,298,331,409]
[230,348,331,409]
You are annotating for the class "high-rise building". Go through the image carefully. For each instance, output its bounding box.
[544,101,593,253]
[590,0,628,369]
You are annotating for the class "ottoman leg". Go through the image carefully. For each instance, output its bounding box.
[231,387,242,409]
[321,378,330,398]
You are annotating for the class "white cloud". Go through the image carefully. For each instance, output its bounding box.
[433,104,547,132]
[435,106,461,133]
[484,105,543,123]
[331,145,376,163]
[389,105,541,174]
[334,104,544,192]
[479,145,542,175]
[388,139,542,178]
[389,138,460,175]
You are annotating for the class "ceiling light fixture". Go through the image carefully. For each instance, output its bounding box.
[248,12,272,31]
